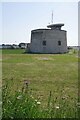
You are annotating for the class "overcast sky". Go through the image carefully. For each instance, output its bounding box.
[0,0,79,46]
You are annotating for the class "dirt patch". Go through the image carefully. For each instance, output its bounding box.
[16,63,34,66]
[36,57,53,61]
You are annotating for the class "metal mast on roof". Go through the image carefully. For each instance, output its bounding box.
[51,11,53,23]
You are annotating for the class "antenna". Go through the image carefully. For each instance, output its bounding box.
[51,10,53,24]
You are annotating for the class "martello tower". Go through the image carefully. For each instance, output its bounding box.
[27,22,67,53]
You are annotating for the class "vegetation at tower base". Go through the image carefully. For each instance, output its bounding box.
[2,49,79,118]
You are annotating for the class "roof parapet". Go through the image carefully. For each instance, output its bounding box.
[47,23,64,30]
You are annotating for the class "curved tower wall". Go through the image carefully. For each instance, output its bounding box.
[29,29,67,53]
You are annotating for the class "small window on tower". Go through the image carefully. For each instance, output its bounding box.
[43,41,46,46]
[58,41,61,46]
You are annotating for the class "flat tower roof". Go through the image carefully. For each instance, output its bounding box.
[47,23,64,28]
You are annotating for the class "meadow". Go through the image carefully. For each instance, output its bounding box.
[1,49,79,119]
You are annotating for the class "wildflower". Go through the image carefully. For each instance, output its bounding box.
[24,80,30,87]
[24,80,29,85]
[17,95,22,100]
[63,116,66,118]
[37,101,41,105]
[77,102,80,108]
[10,117,14,119]
[30,95,34,99]
[55,106,59,109]
[0,101,2,105]
[8,100,12,104]
[20,106,22,109]
[62,96,67,100]
[35,99,38,102]
[18,90,21,93]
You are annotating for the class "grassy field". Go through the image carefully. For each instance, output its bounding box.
[1,49,79,118]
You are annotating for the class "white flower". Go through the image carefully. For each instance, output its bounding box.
[0,101,2,105]
[55,106,59,109]
[17,95,22,100]
[30,95,34,99]
[10,117,14,119]
[8,100,12,104]
[35,99,38,102]
[77,102,80,108]
[18,90,21,92]
[37,101,41,105]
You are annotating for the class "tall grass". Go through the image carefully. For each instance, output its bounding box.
[2,81,78,119]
